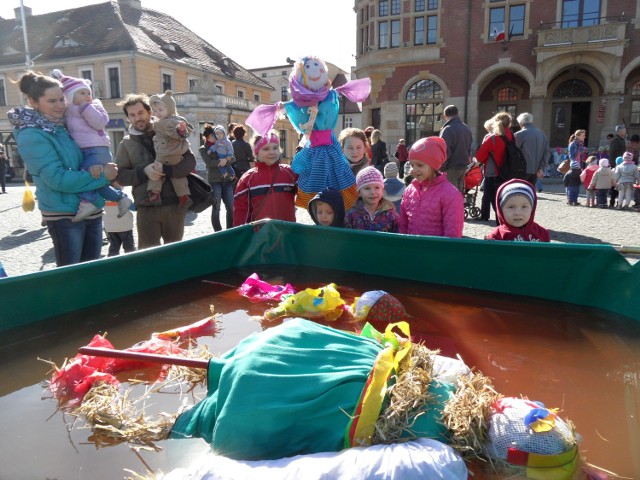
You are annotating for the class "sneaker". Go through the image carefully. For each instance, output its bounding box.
[72,201,101,223]
[117,196,133,218]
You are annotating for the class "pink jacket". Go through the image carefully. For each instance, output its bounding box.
[65,99,110,148]
[398,173,464,238]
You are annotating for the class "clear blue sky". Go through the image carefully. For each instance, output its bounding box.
[0,1,357,71]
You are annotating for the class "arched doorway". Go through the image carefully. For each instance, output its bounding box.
[550,78,592,148]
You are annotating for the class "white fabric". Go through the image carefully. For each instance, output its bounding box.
[161,438,467,480]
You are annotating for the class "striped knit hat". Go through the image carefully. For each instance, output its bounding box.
[51,69,92,104]
[499,181,535,208]
[356,166,384,191]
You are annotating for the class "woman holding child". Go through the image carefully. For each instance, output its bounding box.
[7,71,117,267]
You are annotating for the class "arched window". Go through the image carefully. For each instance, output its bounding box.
[405,79,444,146]
[497,86,518,118]
[631,81,640,126]
[552,79,592,98]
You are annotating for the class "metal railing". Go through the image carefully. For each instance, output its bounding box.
[537,17,627,47]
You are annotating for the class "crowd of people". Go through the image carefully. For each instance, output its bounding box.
[9,69,638,269]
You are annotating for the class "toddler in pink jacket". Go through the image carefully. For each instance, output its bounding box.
[398,136,464,237]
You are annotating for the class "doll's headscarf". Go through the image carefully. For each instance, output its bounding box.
[254,132,279,156]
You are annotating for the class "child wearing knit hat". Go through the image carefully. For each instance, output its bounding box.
[383,162,405,214]
[485,179,550,242]
[588,158,615,208]
[398,136,464,238]
[562,159,582,206]
[148,90,194,209]
[613,151,640,209]
[580,155,599,207]
[51,69,134,222]
[344,166,399,232]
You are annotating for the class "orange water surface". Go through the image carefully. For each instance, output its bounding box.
[0,266,638,479]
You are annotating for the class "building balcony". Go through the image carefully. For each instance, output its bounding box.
[534,20,628,61]
[173,92,260,112]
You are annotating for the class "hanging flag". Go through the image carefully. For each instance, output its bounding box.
[494,29,505,43]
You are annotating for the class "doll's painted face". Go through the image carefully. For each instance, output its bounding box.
[72,88,92,106]
[501,194,532,228]
[314,201,335,226]
[343,136,366,164]
[300,58,329,92]
[151,101,168,120]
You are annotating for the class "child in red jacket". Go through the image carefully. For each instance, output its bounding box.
[485,179,550,242]
[233,131,298,226]
[579,155,599,207]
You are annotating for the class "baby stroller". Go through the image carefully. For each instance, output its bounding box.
[463,162,483,219]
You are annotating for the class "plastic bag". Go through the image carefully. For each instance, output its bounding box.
[22,181,35,212]
[238,273,296,303]
[264,283,346,321]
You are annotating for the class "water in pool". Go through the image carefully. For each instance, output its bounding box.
[1,266,638,479]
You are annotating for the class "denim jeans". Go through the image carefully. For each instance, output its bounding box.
[211,181,234,231]
[80,146,123,204]
[107,230,136,256]
[46,216,103,267]
[566,185,579,203]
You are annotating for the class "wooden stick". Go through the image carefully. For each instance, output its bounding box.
[613,245,640,255]
[78,347,209,369]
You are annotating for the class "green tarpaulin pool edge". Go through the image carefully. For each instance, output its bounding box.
[1,220,638,331]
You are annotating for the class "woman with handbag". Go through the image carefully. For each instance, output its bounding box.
[200,123,236,231]
[8,71,117,266]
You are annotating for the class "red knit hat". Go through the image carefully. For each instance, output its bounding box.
[51,69,92,104]
[408,136,447,171]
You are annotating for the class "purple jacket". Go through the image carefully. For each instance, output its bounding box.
[65,99,110,148]
[398,173,464,238]
[344,198,399,232]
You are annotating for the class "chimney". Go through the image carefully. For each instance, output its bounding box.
[118,0,142,9]
[14,6,32,20]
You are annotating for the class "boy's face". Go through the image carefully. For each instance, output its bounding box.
[314,201,335,226]
[502,194,532,228]
[151,102,168,120]
[215,130,225,141]
[73,88,92,105]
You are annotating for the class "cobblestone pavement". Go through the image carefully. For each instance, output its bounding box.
[1,177,638,278]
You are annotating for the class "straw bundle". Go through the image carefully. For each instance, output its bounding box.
[371,342,437,444]
[441,370,499,460]
[71,349,211,448]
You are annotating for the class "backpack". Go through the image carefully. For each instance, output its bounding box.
[496,135,528,181]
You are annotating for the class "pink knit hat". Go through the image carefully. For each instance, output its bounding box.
[356,166,384,191]
[623,151,634,163]
[51,69,92,104]
[408,136,447,170]
[599,158,610,168]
